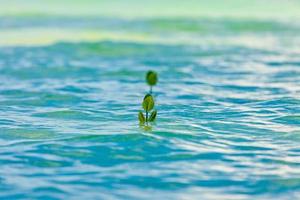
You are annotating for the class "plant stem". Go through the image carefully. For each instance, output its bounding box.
[146,111,148,122]
[150,86,152,94]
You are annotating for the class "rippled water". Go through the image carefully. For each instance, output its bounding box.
[1,6,300,200]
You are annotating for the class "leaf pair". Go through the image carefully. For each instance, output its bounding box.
[138,110,157,123]
[138,94,157,124]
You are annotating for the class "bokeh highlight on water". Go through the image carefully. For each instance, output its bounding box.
[1,1,300,199]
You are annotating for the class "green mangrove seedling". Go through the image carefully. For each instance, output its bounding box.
[138,94,157,124]
[146,70,158,93]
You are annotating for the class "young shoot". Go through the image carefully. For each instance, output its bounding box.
[138,94,157,124]
[146,71,158,94]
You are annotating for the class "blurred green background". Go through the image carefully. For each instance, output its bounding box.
[1,0,300,19]
[1,0,300,47]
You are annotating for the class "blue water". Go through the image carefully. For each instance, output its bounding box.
[1,15,300,199]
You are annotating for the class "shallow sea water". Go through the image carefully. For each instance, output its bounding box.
[1,3,300,200]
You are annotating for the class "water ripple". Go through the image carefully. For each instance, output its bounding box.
[1,16,300,199]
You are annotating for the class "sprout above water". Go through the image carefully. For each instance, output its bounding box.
[138,93,157,124]
[138,71,159,127]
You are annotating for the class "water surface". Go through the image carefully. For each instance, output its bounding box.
[1,1,300,199]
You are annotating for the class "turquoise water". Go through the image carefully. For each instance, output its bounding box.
[1,1,300,199]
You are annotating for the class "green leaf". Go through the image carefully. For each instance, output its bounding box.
[146,71,158,86]
[138,111,145,124]
[142,94,155,112]
[149,110,157,122]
